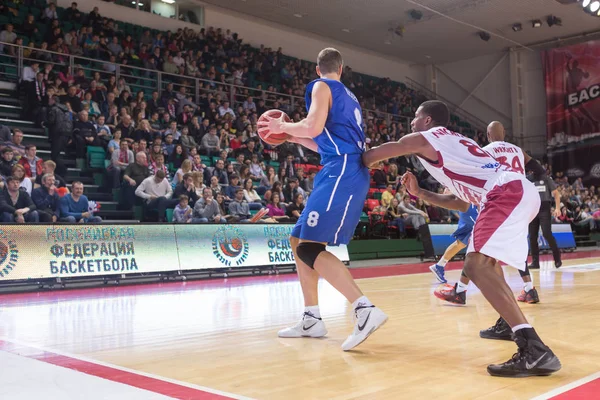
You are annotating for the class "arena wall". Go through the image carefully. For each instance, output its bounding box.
[433,52,513,132]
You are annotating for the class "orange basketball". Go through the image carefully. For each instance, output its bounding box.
[258,109,291,146]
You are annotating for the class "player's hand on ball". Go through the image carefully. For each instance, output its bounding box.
[258,113,286,136]
[401,172,420,196]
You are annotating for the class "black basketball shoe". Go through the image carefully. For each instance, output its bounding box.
[487,329,561,377]
[479,317,513,341]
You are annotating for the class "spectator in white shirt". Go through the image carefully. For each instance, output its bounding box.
[243,96,256,113]
[135,170,178,222]
[21,62,39,83]
[218,101,235,118]
[243,178,262,210]
[44,3,58,21]
[0,24,17,54]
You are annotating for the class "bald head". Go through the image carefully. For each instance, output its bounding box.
[487,121,505,142]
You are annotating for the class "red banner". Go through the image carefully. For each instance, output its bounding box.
[542,40,600,148]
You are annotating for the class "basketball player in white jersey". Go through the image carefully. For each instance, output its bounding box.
[363,101,561,377]
[433,121,545,340]
[484,122,539,305]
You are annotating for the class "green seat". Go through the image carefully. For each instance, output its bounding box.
[166,208,174,222]
[88,156,105,169]
[87,146,105,155]
[360,212,369,222]
[373,192,383,200]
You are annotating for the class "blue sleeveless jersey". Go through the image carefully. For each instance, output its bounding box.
[291,78,370,245]
[304,78,366,163]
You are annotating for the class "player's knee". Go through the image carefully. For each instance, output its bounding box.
[463,262,476,279]
[296,242,326,269]
[463,254,494,280]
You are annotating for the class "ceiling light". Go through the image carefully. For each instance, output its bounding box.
[293,13,303,18]
[342,28,350,33]
[591,1,600,12]
[425,55,431,59]
[547,15,562,26]
[161,0,175,3]
[582,0,591,7]
[478,31,491,41]
[512,23,522,32]
[532,19,542,28]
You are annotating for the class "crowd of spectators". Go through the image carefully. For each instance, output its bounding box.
[0,2,524,230]
[547,169,600,233]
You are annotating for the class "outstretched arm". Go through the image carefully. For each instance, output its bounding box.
[362,133,432,168]
[402,172,470,212]
[258,81,330,139]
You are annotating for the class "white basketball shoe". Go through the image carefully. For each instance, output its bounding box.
[341,305,388,351]
[278,311,328,338]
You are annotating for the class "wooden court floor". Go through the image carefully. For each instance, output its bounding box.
[0,254,599,399]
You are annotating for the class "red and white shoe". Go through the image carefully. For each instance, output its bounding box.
[434,283,467,305]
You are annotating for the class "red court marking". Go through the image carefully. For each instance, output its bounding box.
[550,377,600,400]
[0,339,236,400]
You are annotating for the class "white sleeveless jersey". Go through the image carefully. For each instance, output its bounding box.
[483,141,526,176]
[416,127,515,206]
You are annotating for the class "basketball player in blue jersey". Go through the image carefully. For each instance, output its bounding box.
[258,48,388,351]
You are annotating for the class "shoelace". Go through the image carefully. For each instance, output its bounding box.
[491,318,506,331]
[507,344,532,365]
[302,311,322,321]
[505,336,531,365]
[353,305,375,319]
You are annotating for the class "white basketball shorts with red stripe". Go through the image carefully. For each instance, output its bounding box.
[466,172,541,270]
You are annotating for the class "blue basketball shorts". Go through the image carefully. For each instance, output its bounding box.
[452,223,474,246]
[291,154,369,246]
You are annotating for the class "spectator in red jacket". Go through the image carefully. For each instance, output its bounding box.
[17,144,43,181]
